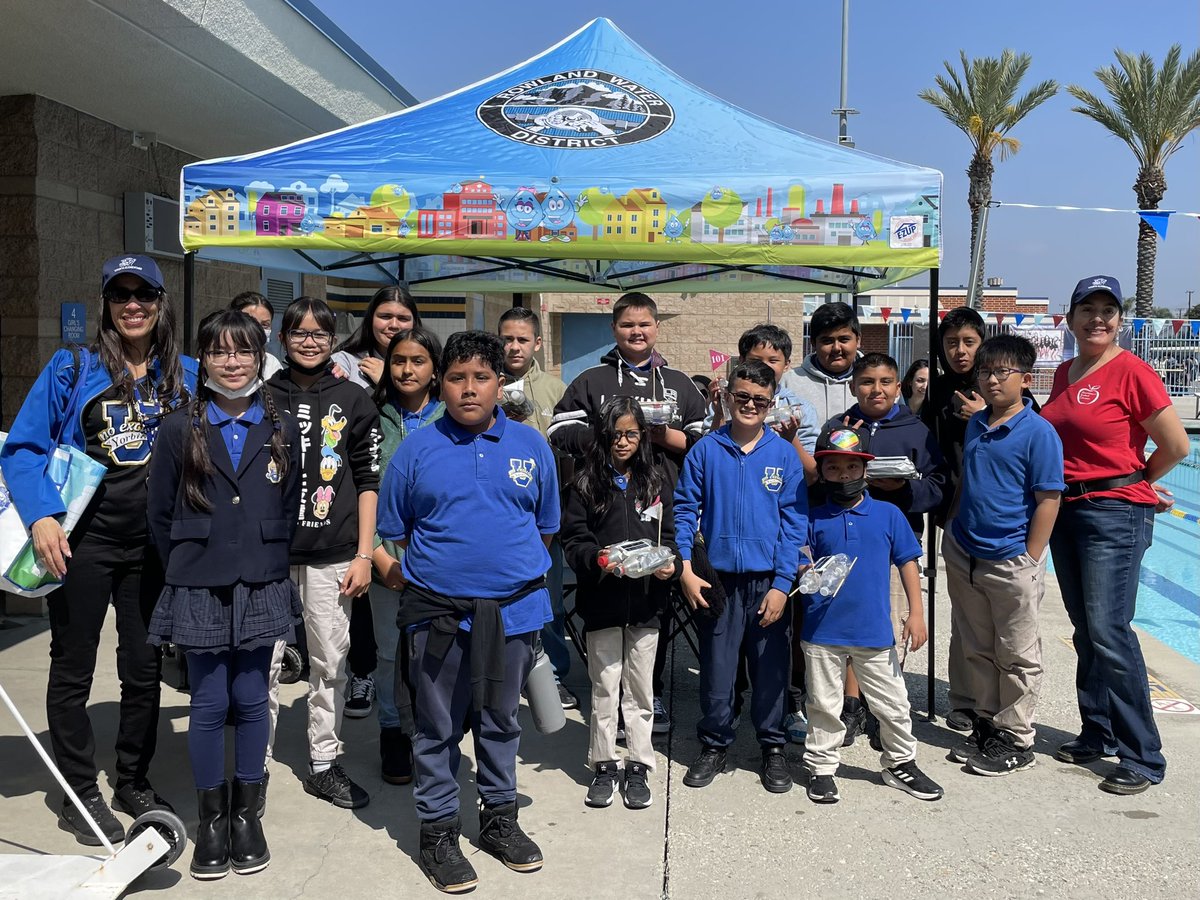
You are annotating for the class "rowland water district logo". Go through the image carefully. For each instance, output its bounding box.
[477,71,674,149]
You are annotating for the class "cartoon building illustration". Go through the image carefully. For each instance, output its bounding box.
[256,192,306,236]
[184,188,240,237]
[905,193,939,247]
[414,180,507,240]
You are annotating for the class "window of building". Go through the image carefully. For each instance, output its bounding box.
[631,227,637,235]
[371,224,383,233]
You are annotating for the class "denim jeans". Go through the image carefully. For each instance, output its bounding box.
[541,538,571,679]
[1049,497,1165,783]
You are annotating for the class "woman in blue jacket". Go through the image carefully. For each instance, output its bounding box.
[147,309,301,879]
[0,254,197,846]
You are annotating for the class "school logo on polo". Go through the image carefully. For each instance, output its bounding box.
[761,466,784,493]
[508,457,536,488]
[477,71,674,149]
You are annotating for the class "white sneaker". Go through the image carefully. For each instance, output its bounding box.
[784,711,808,744]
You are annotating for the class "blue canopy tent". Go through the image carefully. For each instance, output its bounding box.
[179,17,946,716]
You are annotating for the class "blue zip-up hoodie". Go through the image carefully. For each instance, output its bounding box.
[0,348,198,527]
[673,425,807,593]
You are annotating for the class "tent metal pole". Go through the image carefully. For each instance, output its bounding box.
[183,251,195,356]
[924,265,939,721]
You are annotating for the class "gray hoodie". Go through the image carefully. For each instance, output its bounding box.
[779,354,856,423]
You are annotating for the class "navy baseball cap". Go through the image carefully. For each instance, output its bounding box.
[1069,275,1122,311]
[101,254,165,293]
[814,422,874,461]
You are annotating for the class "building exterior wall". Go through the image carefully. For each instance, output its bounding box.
[0,94,316,427]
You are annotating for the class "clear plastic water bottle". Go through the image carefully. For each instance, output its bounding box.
[798,562,823,594]
[598,539,653,568]
[818,554,852,597]
[616,545,675,578]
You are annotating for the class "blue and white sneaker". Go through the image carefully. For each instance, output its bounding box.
[784,711,808,744]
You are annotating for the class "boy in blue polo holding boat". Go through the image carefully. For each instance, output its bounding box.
[377,331,559,894]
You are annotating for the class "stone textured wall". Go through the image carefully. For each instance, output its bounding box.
[0,94,278,427]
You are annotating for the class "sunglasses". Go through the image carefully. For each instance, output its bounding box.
[105,286,162,303]
[725,389,772,411]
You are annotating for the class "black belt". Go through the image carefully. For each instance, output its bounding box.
[1063,471,1144,498]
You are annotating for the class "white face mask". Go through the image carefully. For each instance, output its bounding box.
[205,375,263,400]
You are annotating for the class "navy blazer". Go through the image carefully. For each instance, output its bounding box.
[147,404,302,587]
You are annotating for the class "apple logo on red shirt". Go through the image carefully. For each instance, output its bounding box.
[1076,384,1101,405]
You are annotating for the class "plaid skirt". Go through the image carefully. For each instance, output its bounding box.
[148,578,301,653]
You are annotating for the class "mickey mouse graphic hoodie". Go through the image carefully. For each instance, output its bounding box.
[266,366,381,565]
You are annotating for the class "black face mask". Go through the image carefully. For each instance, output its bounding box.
[824,478,867,506]
[287,356,328,377]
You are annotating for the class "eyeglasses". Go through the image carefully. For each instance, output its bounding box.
[725,390,772,411]
[975,367,1027,382]
[286,329,333,347]
[205,349,258,363]
[104,286,161,304]
[612,430,643,444]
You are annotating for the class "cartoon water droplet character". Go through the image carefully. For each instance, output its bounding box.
[311,486,334,520]
[769,225,783,245]
[663,214,684,243]
[501,187,543,242]
[398,219,410,237]
[299,212,320,235]
[853,217,877,244]
[711,187,723,201]
[781,224,795,243]
[538,187,576,242]
[451,183,463,193]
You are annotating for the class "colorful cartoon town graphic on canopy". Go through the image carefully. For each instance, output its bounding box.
[182,19,941,292]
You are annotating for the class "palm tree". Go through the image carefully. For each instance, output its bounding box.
[1068,46,1200,316]
[919,51,1058,305]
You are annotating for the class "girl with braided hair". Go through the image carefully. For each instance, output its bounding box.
[146,309,302,879]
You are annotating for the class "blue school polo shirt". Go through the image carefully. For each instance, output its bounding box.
[802,495,921,648]
[951,398,1065,560]
[377,406,559,635]
[207,399,263,470]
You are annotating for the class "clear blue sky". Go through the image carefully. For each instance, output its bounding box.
[312,0,1199,312]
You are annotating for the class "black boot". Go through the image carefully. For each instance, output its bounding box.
[477,801,543,872]
[381,728,414,785]
[418,816,478,893]
[190,783,230,880]
[229,780,270,875]
[256,769,269,819]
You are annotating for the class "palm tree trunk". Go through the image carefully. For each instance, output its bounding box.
[1132,166,1166,317]
[966,152,994,307]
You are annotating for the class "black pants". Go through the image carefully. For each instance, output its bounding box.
[348,592,377,678]
[46,535,163,795]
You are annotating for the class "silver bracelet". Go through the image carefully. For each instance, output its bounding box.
[354,553,372,561]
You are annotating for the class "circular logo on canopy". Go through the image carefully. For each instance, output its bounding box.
[477,71,673,149]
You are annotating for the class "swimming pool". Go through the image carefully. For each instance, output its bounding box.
[1133,436,1200,664]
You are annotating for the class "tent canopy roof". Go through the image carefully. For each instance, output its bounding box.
[182,17,941,294]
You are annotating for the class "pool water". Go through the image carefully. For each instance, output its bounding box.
[1045,437,1200,664]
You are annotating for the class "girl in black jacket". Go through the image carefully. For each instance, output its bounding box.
[561,397,677,811]
[147,310,301,879]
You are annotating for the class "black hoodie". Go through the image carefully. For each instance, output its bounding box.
[266,366,382,565]
[548,346,707,478]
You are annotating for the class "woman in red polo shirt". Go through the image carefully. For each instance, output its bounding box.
[1040,275,1188,796]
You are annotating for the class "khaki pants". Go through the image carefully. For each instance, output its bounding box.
[803,641,917,776]
[265,560,352,765]
[586,626,658,770]
[889,565,910,667]
[942,531,1046,748]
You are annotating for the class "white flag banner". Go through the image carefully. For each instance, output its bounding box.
[642,500,663,520]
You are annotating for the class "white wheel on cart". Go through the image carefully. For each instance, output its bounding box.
[125,809,188,871]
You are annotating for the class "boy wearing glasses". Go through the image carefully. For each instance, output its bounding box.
[674,361,807,794]
[942,334,1063,775]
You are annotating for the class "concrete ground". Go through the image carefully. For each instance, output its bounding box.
[1,564,1197,900]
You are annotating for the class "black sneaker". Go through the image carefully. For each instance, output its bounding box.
[682,747,726,788]
[652,697,671,735]
[304,764,369,809]
[967,730,1035,777]
[760,746,793,793]
[419,817,477,894]
[557,681,579,710]
[585,761,618,808]
[865,711,882,752]
[344,674,375,719]
[806,774,840,804]
[112,780,175,818]
[615,711,626,743]
[623,761,653,810]
[950,718,993,764]
[477,802,543,872]
[840,696,866,748]
[59,791,125,846]
[882,761,944,800]
[945,708,976,732]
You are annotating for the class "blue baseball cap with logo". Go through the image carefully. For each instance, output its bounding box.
[101,254,165,293]
[1069,275,1122,311]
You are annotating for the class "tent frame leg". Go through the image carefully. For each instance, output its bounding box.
[923,267,939,722]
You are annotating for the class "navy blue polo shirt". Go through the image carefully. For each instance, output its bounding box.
[802,495,921,648]
[207,399,263,470]
[377,406,559,635]
[952,398,1065,560]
